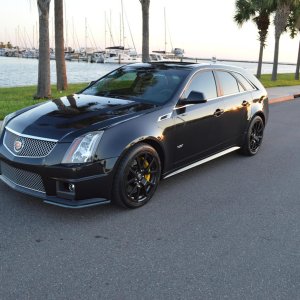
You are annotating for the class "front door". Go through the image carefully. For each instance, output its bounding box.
[172,70,225,167]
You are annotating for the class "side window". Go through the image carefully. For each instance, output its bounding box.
[184,71,217,100]
[217,71,240,96]
[233,72,255,91]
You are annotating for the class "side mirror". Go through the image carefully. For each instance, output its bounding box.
[186,91,207,104]
[178,91,207,106]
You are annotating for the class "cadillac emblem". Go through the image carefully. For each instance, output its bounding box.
[14,138,24,153]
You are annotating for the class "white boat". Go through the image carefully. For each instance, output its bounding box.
[50,52,56,60]
[173,48,185,57]
[105,52,141,64]
[150,51,180,62]
[149,53,165,62]
[91,52,105,63]
[211,56,217,63]
[104,46,141,64]
[22,49,39,59]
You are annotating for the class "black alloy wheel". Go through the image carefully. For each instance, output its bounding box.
[113,143,161,208]
[241,115,264,156]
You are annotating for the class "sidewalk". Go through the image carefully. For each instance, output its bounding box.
[267,85,300,104]
[0,86,299,127]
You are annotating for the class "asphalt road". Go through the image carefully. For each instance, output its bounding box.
[1,100,300,300]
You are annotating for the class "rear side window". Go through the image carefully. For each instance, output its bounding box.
[184,71,217,100]
[233,72,255,91]
[216,71,240,96]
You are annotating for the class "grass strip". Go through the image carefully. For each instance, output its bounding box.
[0,83,87,119]
[259,73,300,88]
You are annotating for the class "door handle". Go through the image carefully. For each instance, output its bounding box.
[242,100,249,107]
[213,108,224,117]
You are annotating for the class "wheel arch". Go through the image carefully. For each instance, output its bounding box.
[113,137,166,180]
[141,138,165,176]
[252,111,266,125]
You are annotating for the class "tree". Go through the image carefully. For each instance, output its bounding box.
[287,5,300,79]
[234,0,275,78]
[270,0,297,81]
[139,0,150,62]
[55,0,68,91]
[36,0,51,98]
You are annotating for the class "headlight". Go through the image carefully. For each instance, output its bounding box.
[62,131,104,164]
[0,114,13,137]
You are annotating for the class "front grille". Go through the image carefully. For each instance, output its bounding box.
[0,162,45,193]
[4,128,57,158]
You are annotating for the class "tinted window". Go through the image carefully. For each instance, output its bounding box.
[217,71,239,96]
[82,67,189,105]
[185,71,217,100]
[233,72,255,91]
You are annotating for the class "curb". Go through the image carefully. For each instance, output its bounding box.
[269,95,295,104]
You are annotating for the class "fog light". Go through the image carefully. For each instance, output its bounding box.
[68,183,75,193]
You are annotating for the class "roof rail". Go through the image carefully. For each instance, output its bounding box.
[150,61,197,65]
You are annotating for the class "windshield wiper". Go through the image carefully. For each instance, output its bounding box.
[106,94,132,100]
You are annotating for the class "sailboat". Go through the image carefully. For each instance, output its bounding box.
[151,8,182,62]
[104,0,142,64]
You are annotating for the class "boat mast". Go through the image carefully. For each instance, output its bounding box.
[125,13,137,55]
[64,0,68,48]
[164,7,167,53]
[85,17,88,53]
[104,12,107,49]
[106,12,115,46]
[119,13,122,46]
[121,0,125,47]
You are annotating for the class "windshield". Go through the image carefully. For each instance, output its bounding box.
[81,66,189,105]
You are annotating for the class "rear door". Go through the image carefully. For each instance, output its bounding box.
[213,70,252,146]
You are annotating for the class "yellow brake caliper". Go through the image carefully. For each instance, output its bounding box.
[143,159,151,182]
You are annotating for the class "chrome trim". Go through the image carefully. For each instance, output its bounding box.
[4,140,56,159]
[0,174,46,194]
[4,128,58,158]
[173,104,194,110]
[173,66,256,111]
[157,113,172,121]
[214,90,250,100]
[5,127,59,142]
[163,146,240,179]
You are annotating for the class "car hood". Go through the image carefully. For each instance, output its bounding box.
[6,94,157,141]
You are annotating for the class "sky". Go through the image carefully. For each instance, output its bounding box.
[0,0,299,63]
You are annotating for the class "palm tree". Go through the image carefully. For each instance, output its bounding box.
[287,5,300,79]
[36,0,51,99]
[139,0,150,62]
[234,0,274,78]
[54,0,68,91]
[271,0,296,81]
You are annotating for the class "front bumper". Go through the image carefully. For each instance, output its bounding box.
[0,151,119,208]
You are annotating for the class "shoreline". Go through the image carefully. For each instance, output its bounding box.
[1,55,297,66]
[185,57,297,66]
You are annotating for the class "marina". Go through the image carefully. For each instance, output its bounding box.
[0,56,298,88]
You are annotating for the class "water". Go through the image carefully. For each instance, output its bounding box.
[0,57,118,87]
[0,56,297,88]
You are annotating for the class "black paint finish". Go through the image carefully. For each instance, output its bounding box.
[0,63,269,208]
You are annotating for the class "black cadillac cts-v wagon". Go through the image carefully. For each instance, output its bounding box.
[0,63,268,208]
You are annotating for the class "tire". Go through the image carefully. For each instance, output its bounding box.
[112,143,161,208]
[240,115,264,156]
